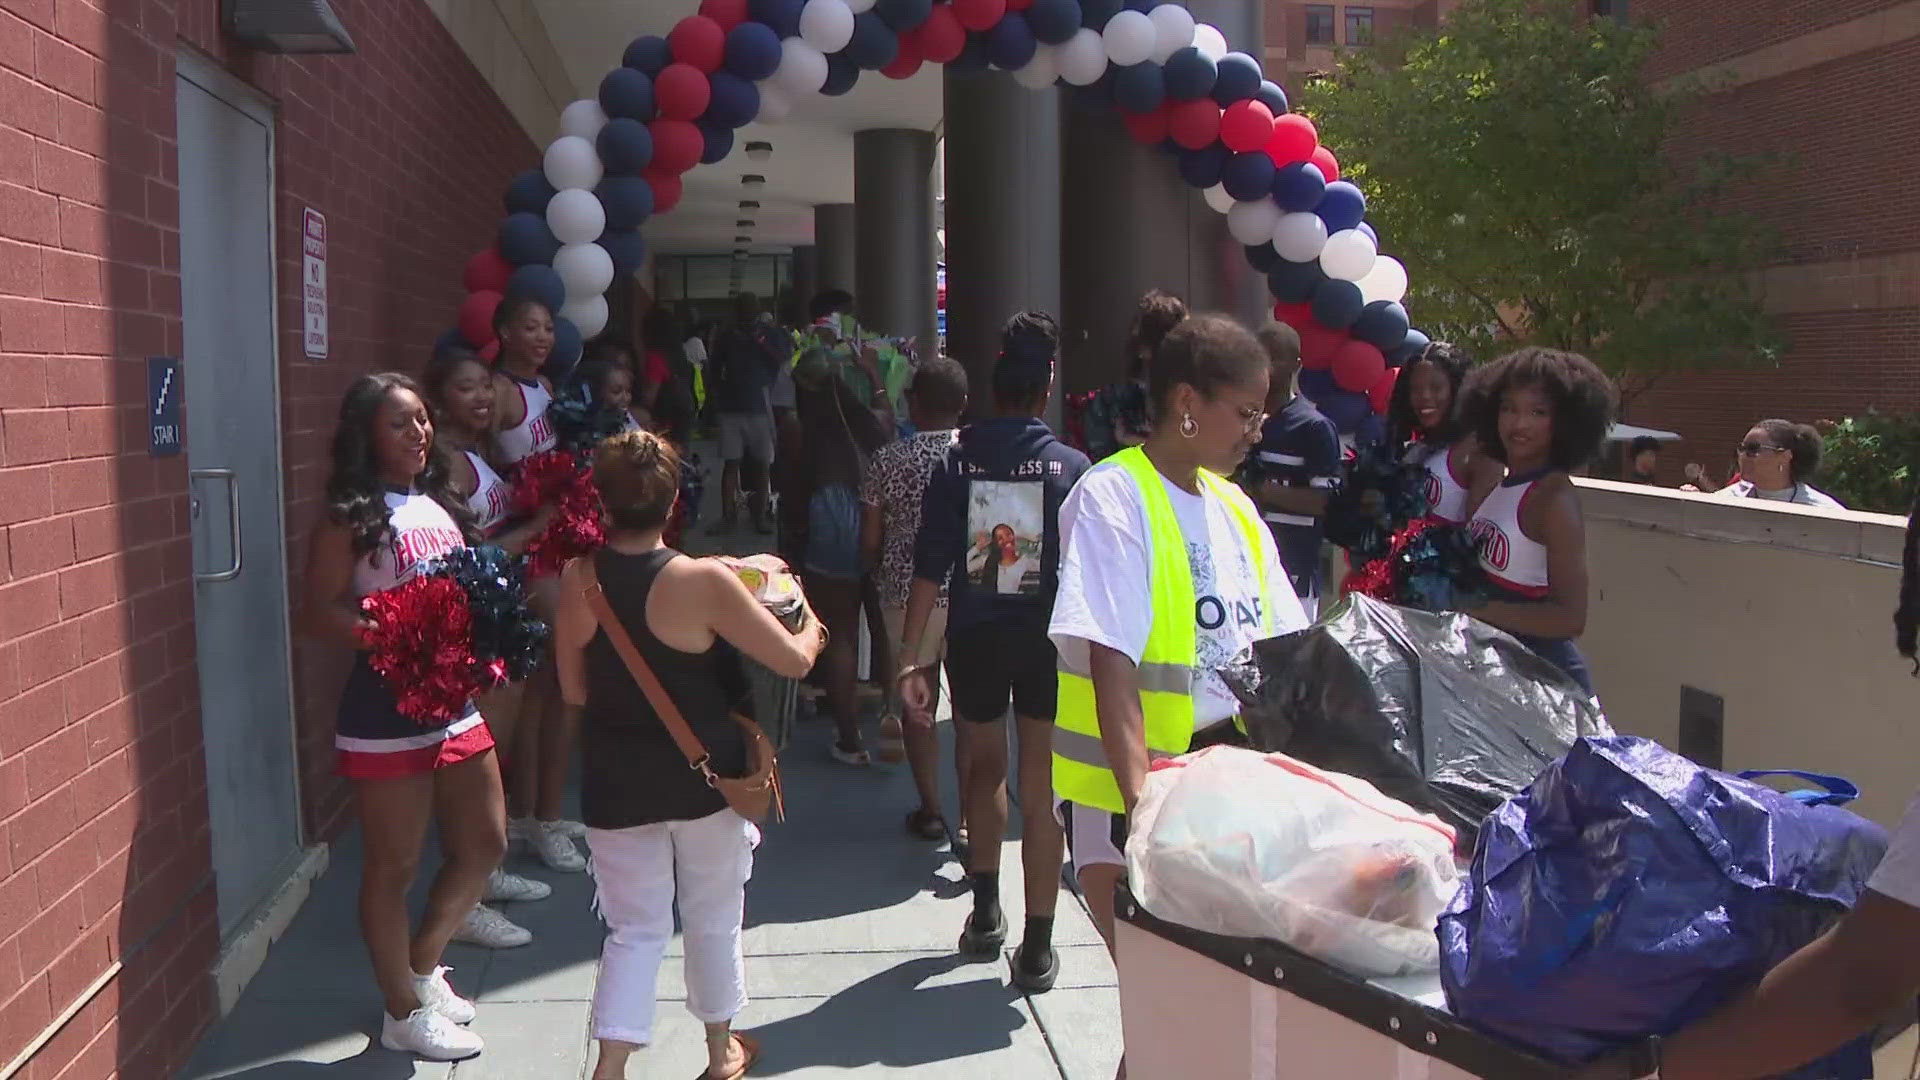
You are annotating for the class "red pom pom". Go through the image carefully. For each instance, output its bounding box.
[918,5,967,63]
[1367,365,1399,415]
[1168,99,1221,151]
[952,0,1006,32]
[463,249,512,295]
[361,574,479,724]
[670,15,727,72]
[1123,105,1169,146]
[655,63,712,121]
[1220,100,1274,154]
[1297,324,1346,371]
[460,290,502,350]
[698,0,749,32]
[1311,144,1340,182]
[1332,338,1386,394]
[1266,113,1318,166]
[648,119,705,174]
[512,450,608,578]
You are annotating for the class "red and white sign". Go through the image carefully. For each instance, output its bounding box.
[302,208,328,359]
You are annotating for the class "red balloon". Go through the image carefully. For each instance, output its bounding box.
[648,119,704,174]
[1298,324,1346,371]
[1272,301,1316,329]
[479,339,500,364]
[1168,99,1221,151]
[1219,99,1274,154]
[1310,145,1341,182]
[648,171,684,213]
[698,0,749,32]
[1266,113,1318,165]
[1332,338,1387,393]
[918,5,967,62]
[1367,365,1399,415]
[952,0,1006,32]
[656,63,712,121]
[883,28,924,78]
[459,290,503,350]
[669,15,726,72]
[1122,106,1169,146]
[463,248,511,295]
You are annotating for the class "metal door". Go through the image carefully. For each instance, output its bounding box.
[175,55,303,936]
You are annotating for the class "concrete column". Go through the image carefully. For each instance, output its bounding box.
[943,68,1062,423]
[789,244,818,319]
[814,204,857,297]
[853,128,938,352]
[1058,0,1266,396]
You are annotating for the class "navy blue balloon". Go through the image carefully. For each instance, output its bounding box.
[1357,221,1377,245]
[508,264,566,314]
[725,22,783,81]
[1353,300,1411,352]
[1297,368,1336,401]
[596,118,654,175]
[1026,0,1082,44]
[705,71,760,128]
[1268,258,1324,303]
[1319,388,1372,433]
[433,327,467,359]
[1112,61,1165,113]
[1256,79,1288,115]
[600,67,657,122]
[1177,144,1229,189]
[1080,0,1121,28]
[1272,161,1326,212]
[623,35,671,75]
[875,0,933,32]
[1244,243,1280,274]
[499,212,560,267]
[1317,181,1367,232]
[700,121,735,164]
[822,52,861,94]
[504,169,556,216]
[597,176,655,230]
[548,318,585,379]
[1221,150,1277,201]
[984,12,1037,70]
[949,32,990,73]
[749,0,804,38]
[600,229,647,276]
[1388,328,1431,367]
[1311,278,1365,329]
[1122,0,1153,10]
[1163,46,1217,100]
[1211,53,1263,106]
[844,11,900,69]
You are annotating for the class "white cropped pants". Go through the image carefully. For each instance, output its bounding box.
[587,808,759,1045]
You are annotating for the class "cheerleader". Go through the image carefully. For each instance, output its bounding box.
[1456,348,1616,697]
[1386,341,1496,522]
[300,373,502,1061]
[490,294,559,467]
[573,358,645,434]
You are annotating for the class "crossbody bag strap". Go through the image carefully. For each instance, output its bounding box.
[574,556,717,780]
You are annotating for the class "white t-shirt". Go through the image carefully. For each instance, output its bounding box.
[1715,479,1843,509]
[1050,461,1309,727]
[1866,790,1920,909]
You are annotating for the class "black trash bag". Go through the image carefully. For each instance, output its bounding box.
[1220,594,1611,848]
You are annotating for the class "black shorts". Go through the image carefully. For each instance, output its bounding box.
[944,621,1057,724]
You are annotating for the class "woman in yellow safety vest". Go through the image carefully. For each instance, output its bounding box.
[1047,312,1313,958]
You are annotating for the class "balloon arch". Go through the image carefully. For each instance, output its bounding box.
[454,0,1422,435]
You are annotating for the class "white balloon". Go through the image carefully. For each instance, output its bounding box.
[776,37,829,95]
[558,99,607,141]
[757,80,794,121]
[1057,28,1109,85]
[1147,4,1195,63]
[847,0,876,11]
[1013,44,1058,89]
[1202,184,1237,215]
[561,294,610,340]
[543,136,603,192]
[1191,22,1228,61]
[554,242,615,299]
[1272,212,1330,263]
[799,0,855,54]
[1227,198,1281,246]
[1319,228,1378,282]
[1102,10,1156,66]
[1357,255,1409,305]
[546,188,607,246]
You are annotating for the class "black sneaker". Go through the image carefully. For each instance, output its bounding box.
[958,909,1007,960]
[1011,944,1059,993]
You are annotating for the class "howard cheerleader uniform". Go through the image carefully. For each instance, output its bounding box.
[1409,441,1472,524]
[335,489,494,779]
[1468,470,1595,696]
[464,450,512,536]
[496,373,557,466]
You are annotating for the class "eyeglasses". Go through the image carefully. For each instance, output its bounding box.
[1737,442,1787,458]
[1234,403,1268,434]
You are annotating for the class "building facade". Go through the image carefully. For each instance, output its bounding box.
[1260,0,1456,96]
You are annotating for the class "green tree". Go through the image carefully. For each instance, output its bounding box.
[1301,0,1782,405]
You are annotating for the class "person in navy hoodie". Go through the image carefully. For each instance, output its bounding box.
[1239,322,1341,608]
[897,311,1091,992]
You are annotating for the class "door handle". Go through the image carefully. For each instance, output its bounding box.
[191,468,243,583]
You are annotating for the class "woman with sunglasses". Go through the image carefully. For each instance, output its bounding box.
[1714,420,1843,509]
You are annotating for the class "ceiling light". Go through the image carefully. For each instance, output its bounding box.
[734,235,752,243]
[745,141,772,163]
[741,175,766,191]
[733,250,748,259]
[738,200,760,210]
[735,219,755,228]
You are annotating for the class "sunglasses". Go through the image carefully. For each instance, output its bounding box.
[1737,442,1787,458]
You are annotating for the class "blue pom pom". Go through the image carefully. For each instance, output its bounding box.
[749,0,804,38]
[1178,143,1229,189]
[1112,61,1165,113]
[705,71,760,128]
[508,264,566,315]
[1256,79,1287,115]
[1163,46,1216,100]
[596,118,654,175]
[623,35,672,75]
[822,52,862,94]
[1211,52,1262,106]
[596,176,655,230]
[875,0,933,32]
[1311,277,1365,329]
[725,22,783,81]
[504,169,556,216]
[499,212,561,267]
[1268,257,1325,303]
[1221,150,1276,202]
[1272,161,1326,212]
[844,11,900,69]
[600,67,657,122]
[985,12,1038,70]
[1026,0,1082,45]
[1317,181,1367,232]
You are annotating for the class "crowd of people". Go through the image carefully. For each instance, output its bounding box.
[305,276,1903,1080]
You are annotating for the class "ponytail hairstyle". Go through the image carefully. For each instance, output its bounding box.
[1124,289,1189,383]
[1753,419,1825,485]
[1899,491,1920,674]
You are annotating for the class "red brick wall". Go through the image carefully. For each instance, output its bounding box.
[1639,0,1901,81]
[0,1,534,1076]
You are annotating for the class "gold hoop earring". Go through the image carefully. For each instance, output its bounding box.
[1180,413,1198,438]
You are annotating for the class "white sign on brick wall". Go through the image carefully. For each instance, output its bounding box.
[302,208,328,359]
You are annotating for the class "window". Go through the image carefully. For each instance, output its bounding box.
[1344,6,1374,45]
[1305,4,1334,45]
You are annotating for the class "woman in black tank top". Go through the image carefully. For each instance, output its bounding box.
[553,430,826,1080]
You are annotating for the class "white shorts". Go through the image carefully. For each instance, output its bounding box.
[1055,798,1128,876]
[717,411,775,464]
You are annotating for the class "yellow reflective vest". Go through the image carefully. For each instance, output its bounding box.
[1052,446,1271,814]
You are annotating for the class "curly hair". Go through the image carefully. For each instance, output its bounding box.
[325,373,473,559]
[1459,347,1616,473]
[1125,289,1189,382]
[1750,418,1824,485]
[1387,341,1475,448]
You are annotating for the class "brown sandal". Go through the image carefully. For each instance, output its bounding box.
[699,1031,760,1080]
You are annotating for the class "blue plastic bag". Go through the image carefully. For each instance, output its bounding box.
[1438,736,1889,1075]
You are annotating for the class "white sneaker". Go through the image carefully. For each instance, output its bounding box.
[410,964,477,1024]
[484,867,552,903]
[380,1005,483,1061]
[523,820,587,872]
[546,817,587,840]
[452,905,533,949]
